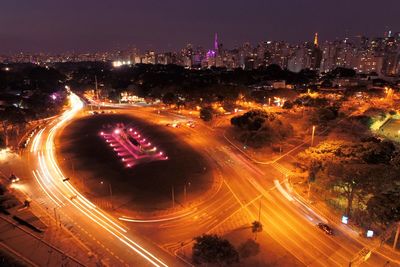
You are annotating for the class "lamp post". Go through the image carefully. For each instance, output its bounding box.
[393,222,400,250]
[172,186,175,208]
[311,125,316,147]
[184,182,191,204]
[100,181,113,209]
[63,157,75,177]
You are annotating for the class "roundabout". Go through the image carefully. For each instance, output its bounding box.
[56,109,214,212]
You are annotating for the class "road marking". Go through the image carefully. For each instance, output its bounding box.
[223,179,256,221]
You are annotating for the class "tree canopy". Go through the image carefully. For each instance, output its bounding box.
[367,186,400,226]
[192,234,239,266]
[231,109,293,148]
[298,138,400,221]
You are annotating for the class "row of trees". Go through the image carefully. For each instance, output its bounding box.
[55,62,323,106]
[297,138,400,229]
[0,64,65,93]
[0,65,68,147]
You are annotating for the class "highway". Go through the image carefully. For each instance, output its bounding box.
[17,95,400,266]
[116,106,400,266]
[24,94,181,266]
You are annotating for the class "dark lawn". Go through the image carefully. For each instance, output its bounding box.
[56,113,212,211]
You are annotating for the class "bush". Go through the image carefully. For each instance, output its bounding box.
[311,106,338,125]
[238,239,260,259]
[192,234,239,266]
[282,100,294,109]
[231,109,293,147]
[200,106,213,122]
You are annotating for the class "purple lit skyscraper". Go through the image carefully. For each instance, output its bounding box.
[207,33,219,59]
[214,32,218,51]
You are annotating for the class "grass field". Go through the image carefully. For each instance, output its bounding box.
[56,113,212,211]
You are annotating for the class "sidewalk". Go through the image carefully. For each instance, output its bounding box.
[292,180,400,265]
[0,215,84,267]
[0,156,99,267]
[222,128,400,264]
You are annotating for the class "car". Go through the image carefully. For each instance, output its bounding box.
[9,174,20,183]
[20,139,29,148]
[186,121,196,128]
[317,223,334,235]
[166,122,180,128]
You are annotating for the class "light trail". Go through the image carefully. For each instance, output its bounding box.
[32,93,169,267]
[32,170,62,207]
[274,179,330,225]
[30,127,45,153]
[119,208,198,223]
[274,179,294,201]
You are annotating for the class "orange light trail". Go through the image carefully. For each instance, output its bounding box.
[32,93,169,267]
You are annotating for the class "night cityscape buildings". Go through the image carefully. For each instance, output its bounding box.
[1,1,400,266]
[2,31,400,77]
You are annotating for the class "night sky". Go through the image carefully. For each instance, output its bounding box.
[1,0,400,54]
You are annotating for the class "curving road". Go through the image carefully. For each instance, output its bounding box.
[25,94,180,266]
[19,94,400,267]
[112,106,400,266]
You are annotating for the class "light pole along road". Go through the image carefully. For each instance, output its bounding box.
[27,93,179,267]
[24,94,400,267]
[108,106,400,267]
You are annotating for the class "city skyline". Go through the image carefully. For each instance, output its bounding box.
[1,0,400,54]
[1,1,400,267]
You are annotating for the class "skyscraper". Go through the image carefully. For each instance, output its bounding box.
[214,32,218,51]
[314,33,319,47]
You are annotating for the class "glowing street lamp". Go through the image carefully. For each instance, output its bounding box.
[311,125,316,146]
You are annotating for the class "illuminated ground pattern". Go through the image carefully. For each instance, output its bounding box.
[101,124,168,168]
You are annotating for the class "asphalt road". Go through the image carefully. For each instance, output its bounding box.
[16,95,400,267]
[119,106,400,266]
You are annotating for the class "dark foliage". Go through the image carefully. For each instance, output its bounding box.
[238,239,260,259]
[231,109,293,148]
[367,187,400,226]
[200,107,213,122]
[192,234,239,266]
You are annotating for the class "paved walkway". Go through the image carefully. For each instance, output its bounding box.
[0,215,84,267]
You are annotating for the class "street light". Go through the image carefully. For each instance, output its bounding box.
[184,181,191,204]
[63,157,75,177]
[100,180,113,209]
[311,125,316,146]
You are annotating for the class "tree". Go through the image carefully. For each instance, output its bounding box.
[298,139,398,168]
[231,109,271,131]
[251,221,263,234]
[238,239,260,259]
[0,136,5,149]
[328,67,356,78]
[0,107,26,147]
[251,220,263,240]
[367,186,400,227]
[231,109,293,148]
[162,92,176,105]
[192,234,239,266]
[324,163,372,216]
[311,107,338,125]
[282,100,294,109]
[200,107,213,122]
